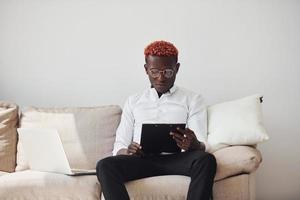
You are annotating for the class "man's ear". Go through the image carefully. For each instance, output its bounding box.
[175,63,180,74]
[144,64,149,74]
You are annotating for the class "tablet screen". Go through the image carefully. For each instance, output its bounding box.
[141,123,186,155]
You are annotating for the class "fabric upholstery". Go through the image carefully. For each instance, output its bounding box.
[213,173,256,200]
[101,174,255,200]
[0,101,18,172]
[16,105,121,171]
[207,94,269,152]
[213,145,262,181]
[0,171,8,177]
[0,170,100,200]
[0,170,254,200]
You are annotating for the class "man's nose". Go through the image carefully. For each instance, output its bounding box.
[157,74,166,81]
[157,72,166,81]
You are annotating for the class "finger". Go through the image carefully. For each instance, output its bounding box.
[131,142,142,149]
[172,135,182,143]
[175,128,191,139]
[176,127,186,135]
[132,141,140,146]
[176,142,188,150]
[131,144,142,151]
[178,129,195,140]
[173,136,185,148]
[128,145,139,152]
[170,131,184,139]
[128,148,137,155]
[173,133,192,146]
[130,144,142,151]
[174,138,183,148]
[171,132,185,141]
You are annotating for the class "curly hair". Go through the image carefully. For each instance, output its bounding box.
[144,40,178,57]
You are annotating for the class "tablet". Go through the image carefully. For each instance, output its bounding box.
[140,123,186,155]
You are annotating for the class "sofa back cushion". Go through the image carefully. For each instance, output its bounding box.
[16,105,121,171]
[0,101,19,172]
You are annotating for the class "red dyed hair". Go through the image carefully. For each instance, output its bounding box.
[144,40,178,57]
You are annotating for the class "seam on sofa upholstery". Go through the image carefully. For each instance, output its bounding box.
[215,172,250,182]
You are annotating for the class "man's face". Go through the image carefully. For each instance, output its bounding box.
[144,55,180,94]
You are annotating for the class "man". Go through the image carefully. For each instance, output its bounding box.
[96,40,217,200]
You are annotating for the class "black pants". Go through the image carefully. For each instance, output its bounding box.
[96,150,217,200]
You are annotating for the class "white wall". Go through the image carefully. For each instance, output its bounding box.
[1,0,299,199]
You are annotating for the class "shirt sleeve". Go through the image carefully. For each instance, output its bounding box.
[186,94,209,152]
[112,97,135,156]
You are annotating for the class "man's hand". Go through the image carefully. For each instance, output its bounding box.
[170,127,205,151]
[117,142,145,156]
[127,142,145,156]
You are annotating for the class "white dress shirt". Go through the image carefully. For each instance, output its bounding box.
[112,85,208,155]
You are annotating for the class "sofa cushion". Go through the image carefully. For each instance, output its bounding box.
[0,101,18,172]
[0,171,253,200]
[102,175,190,200]
[208,94,269,152]
[100,146,261,199]
[1,145,260,200]
[16,105,121,171]
[0,170,100,200]
[101,174,254,200]
[213,145,262,181]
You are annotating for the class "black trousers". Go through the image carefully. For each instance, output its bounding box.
[96,150,217,200]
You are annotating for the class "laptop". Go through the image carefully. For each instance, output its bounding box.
[17,128,96,176]
[140,123,186,155]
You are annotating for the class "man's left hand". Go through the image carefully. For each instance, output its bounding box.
[170,128,205,151]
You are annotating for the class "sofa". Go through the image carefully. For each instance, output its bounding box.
[0,101,262,200]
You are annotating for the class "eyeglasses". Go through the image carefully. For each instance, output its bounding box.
[148,68,176,79]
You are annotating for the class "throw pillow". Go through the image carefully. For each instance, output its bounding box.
[0,101,19,172]
[207,94,269,152]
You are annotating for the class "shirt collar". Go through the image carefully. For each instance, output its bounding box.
[169,84,177,94]
[150,84,178,95]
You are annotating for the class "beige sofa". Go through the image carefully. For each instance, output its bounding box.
[0,102,262,200]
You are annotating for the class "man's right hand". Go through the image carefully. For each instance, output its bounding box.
[127,142,144,156]
[117,142,144,156]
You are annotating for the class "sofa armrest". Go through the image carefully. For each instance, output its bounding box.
[213,146,262,181]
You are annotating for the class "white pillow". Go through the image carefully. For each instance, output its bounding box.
[207,94,269,152]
